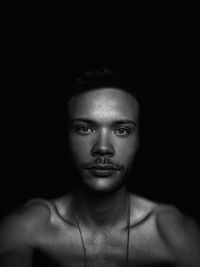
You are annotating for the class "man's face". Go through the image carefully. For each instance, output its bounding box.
[68,88,139,194]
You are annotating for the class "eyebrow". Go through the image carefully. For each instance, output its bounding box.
[71,118,137,126]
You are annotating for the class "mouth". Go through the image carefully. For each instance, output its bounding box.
[89,164,118,170]
[86,165,119,177]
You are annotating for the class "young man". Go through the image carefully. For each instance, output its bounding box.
[0,68,200,267]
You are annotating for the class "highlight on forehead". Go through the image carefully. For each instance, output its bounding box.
[68,87,140,122]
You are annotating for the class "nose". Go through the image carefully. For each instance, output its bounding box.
[91,128,114,157]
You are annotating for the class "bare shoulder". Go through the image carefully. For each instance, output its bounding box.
[155,204,200,246]
[129,193,158,225]
[0,198,52,255]
[51,192,75,225]
[155,203,200,266]
[129,193,200,265]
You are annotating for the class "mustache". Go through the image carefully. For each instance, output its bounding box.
[81,156,125,170]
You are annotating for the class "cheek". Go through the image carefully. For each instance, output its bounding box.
[116,138,139,160]
[69,135,91,158]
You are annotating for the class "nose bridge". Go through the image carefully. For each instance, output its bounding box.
[92,127,114,156]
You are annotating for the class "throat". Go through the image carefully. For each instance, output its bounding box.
[74,186,129,229]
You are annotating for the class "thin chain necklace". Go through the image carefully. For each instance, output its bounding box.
[73,190,130,267]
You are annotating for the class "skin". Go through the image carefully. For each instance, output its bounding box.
[0,88,200,267]
[67,88,140,229]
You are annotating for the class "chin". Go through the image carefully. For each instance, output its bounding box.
[79,176,126,196]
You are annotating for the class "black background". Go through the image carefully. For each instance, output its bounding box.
[1,4,199,224]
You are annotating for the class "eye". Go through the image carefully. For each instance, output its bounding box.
[114,127,131,137]
[77,126,94,134]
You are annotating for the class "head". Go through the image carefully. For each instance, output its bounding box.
[66,68,140,195]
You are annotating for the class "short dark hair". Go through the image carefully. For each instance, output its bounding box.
[66,66,139,103]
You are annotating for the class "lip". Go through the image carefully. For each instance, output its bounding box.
[88,165,118,170]
[85,164,119,177]
[89,168,116,177]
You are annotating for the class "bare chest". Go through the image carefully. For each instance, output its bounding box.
[33,223,174,267]
[34,226,128,266]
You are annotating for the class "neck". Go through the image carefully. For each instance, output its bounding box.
[74,186,128,230]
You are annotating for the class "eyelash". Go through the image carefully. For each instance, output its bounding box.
[76,126,132,137]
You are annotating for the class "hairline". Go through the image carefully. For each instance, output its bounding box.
[67,86,139,107]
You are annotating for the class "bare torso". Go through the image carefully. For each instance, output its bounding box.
[27,193,175,267]
[1,191,200,267]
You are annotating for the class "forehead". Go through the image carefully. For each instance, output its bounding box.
[68,88,139,122]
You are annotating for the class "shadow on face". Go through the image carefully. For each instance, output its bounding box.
[67,88,140,194]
